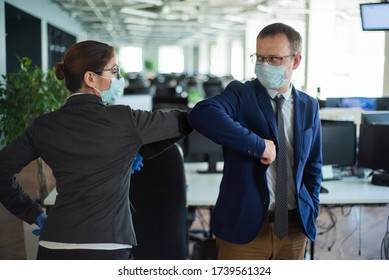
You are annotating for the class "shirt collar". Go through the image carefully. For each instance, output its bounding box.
[267,84,292,101]
[63,93,104,107]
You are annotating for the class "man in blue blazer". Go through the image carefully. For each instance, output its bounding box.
[188,22,322,259]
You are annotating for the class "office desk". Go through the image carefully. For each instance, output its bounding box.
[43,170,389,207]
[320,177,389,205]
[185,162,222,206]
[186,169,389,206]
[185,172,389,206]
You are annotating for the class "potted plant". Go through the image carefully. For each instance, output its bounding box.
[0,57,69,202]
[144,59,156,72]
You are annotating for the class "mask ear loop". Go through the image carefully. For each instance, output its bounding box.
[84,72,102,96]
[91,86,101,94]
[95,74,113,97]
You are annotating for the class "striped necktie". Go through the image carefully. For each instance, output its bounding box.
[274,94,289,240]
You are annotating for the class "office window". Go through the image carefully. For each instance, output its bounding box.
[158,46,184,73]
[231,40,244,81]
[209,44,218,76]
[331,18,384,97]
[119,46,142,73]
[310,17,384,98]
[211,33,230,77]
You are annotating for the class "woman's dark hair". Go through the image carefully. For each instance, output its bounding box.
[54,40,114,93]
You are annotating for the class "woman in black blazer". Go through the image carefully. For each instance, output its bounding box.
[0,40,192,259]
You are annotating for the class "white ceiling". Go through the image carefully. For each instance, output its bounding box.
[50,0,369,46]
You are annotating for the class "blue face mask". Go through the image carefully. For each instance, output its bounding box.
[94,76,125,104]
[254,63,288,90]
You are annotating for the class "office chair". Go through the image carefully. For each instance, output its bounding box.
[129,143,189,260]
[202,77,224,98]
[152,74,178,97]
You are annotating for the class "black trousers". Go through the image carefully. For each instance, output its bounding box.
[36,245,133,260]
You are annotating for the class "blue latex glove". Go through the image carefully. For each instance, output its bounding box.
[131,153,144,174]
[32,213,48,236]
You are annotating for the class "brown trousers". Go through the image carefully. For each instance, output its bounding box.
[216,221,308,260]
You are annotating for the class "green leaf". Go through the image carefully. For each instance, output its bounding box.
[0,57,69,145]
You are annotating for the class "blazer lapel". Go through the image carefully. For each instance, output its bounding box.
[254,81,278,138]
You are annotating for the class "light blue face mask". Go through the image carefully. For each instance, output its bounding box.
[93,76,125,104]
[254,63,288,90]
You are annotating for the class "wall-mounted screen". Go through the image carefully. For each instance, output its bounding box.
[5,3,41,73]
[360,3,389,31]
[48,24,76,69]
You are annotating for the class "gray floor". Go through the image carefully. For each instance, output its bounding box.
[312,205,389,260]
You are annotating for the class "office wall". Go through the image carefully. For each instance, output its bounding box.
[0,0,82,75]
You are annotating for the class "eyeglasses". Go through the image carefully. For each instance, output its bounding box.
[250,54,295,66]
[95,66,121,79]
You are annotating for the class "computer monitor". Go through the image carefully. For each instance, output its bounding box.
[358,124,389,186]
[361,111,389,125]
[375,97,389,110]
[185,130,223,173]
[360,2,389,31]
[321,120,356,167]
[324,98,342,108]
